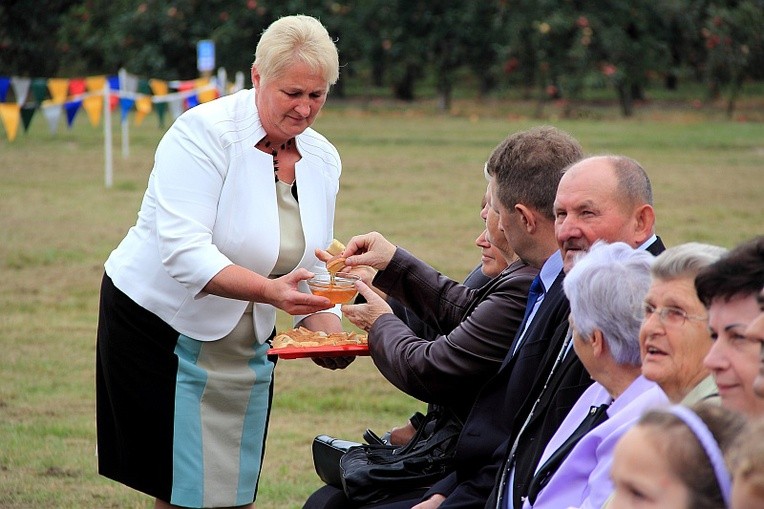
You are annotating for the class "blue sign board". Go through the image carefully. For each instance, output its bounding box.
[197,40,215,73]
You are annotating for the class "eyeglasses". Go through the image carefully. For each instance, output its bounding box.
[641,303,707,326]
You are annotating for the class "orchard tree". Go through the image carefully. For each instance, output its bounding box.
[0,0,81,76]
[702,1,764,117]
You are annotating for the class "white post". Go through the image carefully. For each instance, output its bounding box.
[121,114,130,159]
[119,68,130,159]
[103,82,113,188]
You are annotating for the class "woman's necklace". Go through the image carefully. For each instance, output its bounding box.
[257,138,294,182]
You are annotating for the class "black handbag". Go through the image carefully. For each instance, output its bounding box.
[312,434,363,487]
[338,409,462,505]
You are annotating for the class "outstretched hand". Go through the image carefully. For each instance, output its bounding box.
[341,232,397,272]
[265,268,333,315]
[341,279,393,332]
[314,247,378,287]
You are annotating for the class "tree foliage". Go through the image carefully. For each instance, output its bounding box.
[1,0,762,116]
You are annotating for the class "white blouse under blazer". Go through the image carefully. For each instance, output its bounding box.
[105,88,342,342]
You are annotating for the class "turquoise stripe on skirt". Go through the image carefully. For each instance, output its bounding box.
[172,334,273,507]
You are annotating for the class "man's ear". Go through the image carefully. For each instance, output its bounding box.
[251,66,261,89]
[515,204,536,233]
[633,204,655,244]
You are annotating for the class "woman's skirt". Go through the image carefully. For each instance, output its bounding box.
[96,274,275,507]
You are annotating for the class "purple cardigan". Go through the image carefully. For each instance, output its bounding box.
[522,375,669,509]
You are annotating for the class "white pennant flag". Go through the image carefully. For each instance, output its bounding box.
[232,71,245,93]
[168,97,184,121]
[119,68,139,93]
[42,101,63,134]
[216,67,227,96]
[11,76,31,105]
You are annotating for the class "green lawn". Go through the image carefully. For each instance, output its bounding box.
[1,98,762,508]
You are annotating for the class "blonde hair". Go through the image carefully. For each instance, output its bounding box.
[729,418,764,497]
[253,15,339,86]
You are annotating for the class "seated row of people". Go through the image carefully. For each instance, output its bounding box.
[305,125,764,509]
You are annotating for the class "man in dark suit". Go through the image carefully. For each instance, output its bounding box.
[494,155,665,509]
[393,126,585,509]
[419,154,664,509]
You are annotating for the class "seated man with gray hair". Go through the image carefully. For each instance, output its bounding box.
[521,241,669,509]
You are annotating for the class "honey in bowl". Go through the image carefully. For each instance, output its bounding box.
[307,272,360,304]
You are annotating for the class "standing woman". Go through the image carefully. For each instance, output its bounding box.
[96,15,342,509]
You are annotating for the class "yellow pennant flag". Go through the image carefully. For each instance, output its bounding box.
[0,103,21,142]
[82,94,103,126]
[198,87,217,104]
[86,75,107,93]
[48,78,70,103]
[195,77,216,103]
[134,95,153,126]
[149,78,168,96]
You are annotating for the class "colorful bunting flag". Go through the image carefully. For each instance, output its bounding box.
[86,75,107,93]
[48,78,69,103]
[1,69,235,141]
[134,95,153,126]
[168,96,184,121]
[119,97,135,121]
[11,77,31,105]
[69,78,87,96]
[149,78,169,96]
[42,101,62,134]
[0,77,10,102]
[0,103,21,141]
[83,94,103,127]
[64,98,82,127]
[21,104,36,132]
[31,78,48,104]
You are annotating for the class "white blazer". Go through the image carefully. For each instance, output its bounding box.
[105,89,342,342]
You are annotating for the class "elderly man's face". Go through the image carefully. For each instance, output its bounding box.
[554,158,644,273]
[703,293,764,417]
[747,288,764,398]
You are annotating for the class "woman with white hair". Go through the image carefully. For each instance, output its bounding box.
[639,242,727,404]
[96,15,343,509]
[522,241,669,509]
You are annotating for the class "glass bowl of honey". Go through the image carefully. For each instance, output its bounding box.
[307,272,361,304]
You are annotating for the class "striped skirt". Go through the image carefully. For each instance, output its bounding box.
[96,274,275,507]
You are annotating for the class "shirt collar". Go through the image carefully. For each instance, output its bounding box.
[538,250,563,293]
[637,234,658,251]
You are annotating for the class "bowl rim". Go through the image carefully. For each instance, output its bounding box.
[308,272,360,286]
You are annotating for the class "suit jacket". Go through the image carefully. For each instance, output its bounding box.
[504,236,666,509]
[425,266,572,508]
[370,249,537,419]
[105,88,342,341]
[523,376,668,509]
[423,238,665,509]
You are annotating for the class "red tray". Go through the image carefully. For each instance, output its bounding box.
[268,344,370,359]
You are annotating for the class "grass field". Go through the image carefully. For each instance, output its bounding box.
[1,97,763,508]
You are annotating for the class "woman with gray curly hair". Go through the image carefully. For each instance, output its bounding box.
[521,241,669,509]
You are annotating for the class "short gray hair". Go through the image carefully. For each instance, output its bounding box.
[563,241,654,365]
[651,242,728,281]
[253,15,339,86]
[610,155,654,207]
